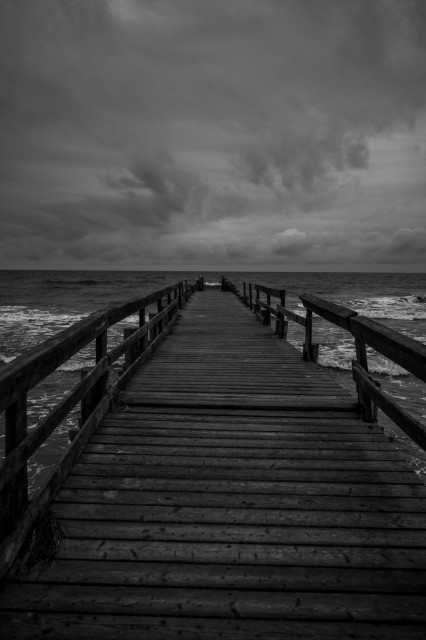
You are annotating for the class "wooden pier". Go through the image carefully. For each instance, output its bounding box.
[1,281,426,638]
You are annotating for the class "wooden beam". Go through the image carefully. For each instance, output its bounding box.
[352,361,426,450]
[300,294,357,331]
[350,316,426,383]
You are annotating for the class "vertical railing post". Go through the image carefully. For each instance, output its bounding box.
[178,283,183,309]
[249,283,253,310]
[303,310,319,363]
[80,330,108,426]
[95,330,108,401]
[276,290,286,336]
[167,292,172,323]
[355,338,377,422]
[123,327,139,369]
[303,309,313,361]
[139,307,147,353]
[157,297,163,334]
[4,396,28,532]
[255,287,260,314]
[243,282,247,305]
[149,312,157,342]
[266,293,271,326]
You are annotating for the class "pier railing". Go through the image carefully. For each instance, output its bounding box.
[0,280,192,578]
[225,277,426,453]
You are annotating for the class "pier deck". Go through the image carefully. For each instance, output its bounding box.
[1,289,426,638]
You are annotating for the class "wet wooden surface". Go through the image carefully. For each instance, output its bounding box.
[1,290,426,639]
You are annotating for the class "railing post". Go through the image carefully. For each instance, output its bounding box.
[149,312,157,342]
[249,283,253,310]
[4,396,28,533]
[302,309,320,363]
[275,290,286,336]
[157,297,163,334]
[139,307,147,353]
[80,330,108,427]
[95,330,108,401]
[80,367,93,425]
[243,282,247,305]
[266,293,271,326]
[167,293,172,323]
[355,338,377,422]
[178,283,183,309]
[255,287,260,314]
[123,326,139,370]
[303,309,312,361]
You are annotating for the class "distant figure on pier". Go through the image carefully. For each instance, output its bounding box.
[196,275,204,291]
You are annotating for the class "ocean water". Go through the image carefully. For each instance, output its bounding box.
[1,270,426,490]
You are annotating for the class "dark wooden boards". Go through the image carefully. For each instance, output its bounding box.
[1,289,426,639]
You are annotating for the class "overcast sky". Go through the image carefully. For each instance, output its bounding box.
[1,0,426,271]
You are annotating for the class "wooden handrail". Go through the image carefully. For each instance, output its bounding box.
[254,284,286,299]
[276,304,306,328]
[350,316,426,383]
[353,361,426,452]
[229,276,426,441]
[0,283,184,414]
[0,280,192,577]
[300,293,358,331]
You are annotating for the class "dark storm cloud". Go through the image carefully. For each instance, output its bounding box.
[1,0,426,269]
[239,129,370,192]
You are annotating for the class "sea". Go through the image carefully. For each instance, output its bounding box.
[1,270,426,493]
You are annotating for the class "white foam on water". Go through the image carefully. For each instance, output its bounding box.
[0,352,15,363]
[341,294,426,321]
[0,305,85,325]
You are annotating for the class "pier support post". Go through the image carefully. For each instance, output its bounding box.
[139,308,147,353]
[303,310,319,363]
[149,312,157,342]
[157,298,163,334]
[124,325,140,370]
[4,396,28,534]
[249,283,253,310]
[355,338,378,422]
[80,332,108,428]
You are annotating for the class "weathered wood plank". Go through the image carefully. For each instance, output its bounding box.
[1,614,425,640]
[52,503,426,528]
[55,487,426,510]
[24,559,426,593]
[63,475,426,497]
[58,521,426,547]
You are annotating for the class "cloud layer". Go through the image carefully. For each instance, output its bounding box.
[1,0,426,270]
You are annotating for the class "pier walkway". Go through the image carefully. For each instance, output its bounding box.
[1,288,426,638]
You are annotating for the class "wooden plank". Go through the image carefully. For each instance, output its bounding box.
[53,541,426,571]
[58,521,426,547]
[63,476,426,497]
[1,614,425,640]
[89,434,397,449]
[25,559,426,593]
[52,503,426,528]
[55,487,426,510]
[69,462,419,483]
[75,454,410,471]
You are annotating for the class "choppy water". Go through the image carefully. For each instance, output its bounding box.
[1,270,426,490]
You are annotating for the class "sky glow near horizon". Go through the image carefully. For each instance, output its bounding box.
[1,0,426,271]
